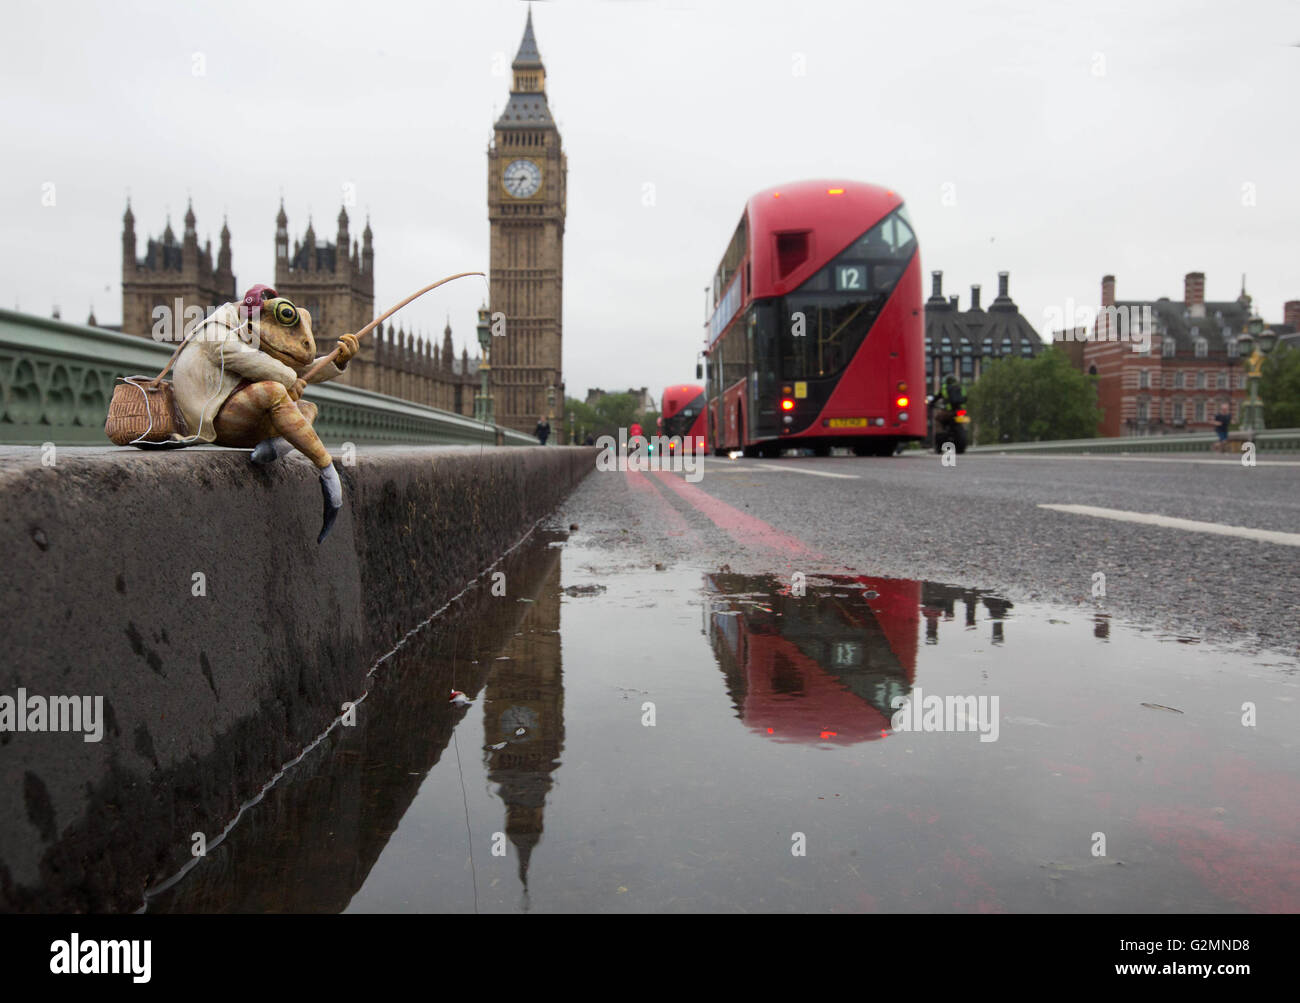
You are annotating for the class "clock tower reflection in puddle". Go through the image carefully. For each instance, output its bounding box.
[482,544,565,906]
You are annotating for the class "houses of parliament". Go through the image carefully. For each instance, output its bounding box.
[113,10,566,433]
[119,200,479,416]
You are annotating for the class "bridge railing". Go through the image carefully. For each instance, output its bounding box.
[0,308,535,447]
[968,428,1300,454]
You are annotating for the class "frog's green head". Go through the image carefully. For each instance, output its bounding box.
[251,296,316,367]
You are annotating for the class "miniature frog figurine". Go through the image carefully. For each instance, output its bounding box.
[170,284,359,542]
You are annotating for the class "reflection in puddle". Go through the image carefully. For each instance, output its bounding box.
[481,575,564,904]
[145,534,1300,914]
[707,573,922,744]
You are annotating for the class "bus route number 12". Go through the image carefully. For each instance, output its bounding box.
[835,265,867,291]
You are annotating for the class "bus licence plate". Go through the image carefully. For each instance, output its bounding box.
[828,418,868,428]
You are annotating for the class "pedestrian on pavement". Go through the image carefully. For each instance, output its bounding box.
[534,416,550,445]
[1213,402,1231,453]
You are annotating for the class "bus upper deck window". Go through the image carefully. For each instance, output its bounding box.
[776,231,810,278]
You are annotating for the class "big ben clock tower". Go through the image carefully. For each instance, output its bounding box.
[488,8,567,436]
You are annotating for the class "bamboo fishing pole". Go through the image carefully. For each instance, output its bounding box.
[301,271,485,382]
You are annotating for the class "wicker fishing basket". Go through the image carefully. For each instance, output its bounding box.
[104,377,189,445]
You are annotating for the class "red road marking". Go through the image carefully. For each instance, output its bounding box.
[650,470,844,567]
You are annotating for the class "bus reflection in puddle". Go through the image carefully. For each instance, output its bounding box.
[705,573,1012,744]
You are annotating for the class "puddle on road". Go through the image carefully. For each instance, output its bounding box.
[146,532,1300,913]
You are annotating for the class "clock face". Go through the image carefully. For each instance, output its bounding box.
[503,159,542,199]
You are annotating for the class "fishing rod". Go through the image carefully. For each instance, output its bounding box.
[301,271,486,382]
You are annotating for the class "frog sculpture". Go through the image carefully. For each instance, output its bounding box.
[171,284,358,542]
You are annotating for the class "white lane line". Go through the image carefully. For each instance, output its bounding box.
[754,462,859,480]
[1038,503,1300,547]
[979,453,1300,467]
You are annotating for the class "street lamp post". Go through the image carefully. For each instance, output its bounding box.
[1236,315,1276,435]
[474,305,494,427]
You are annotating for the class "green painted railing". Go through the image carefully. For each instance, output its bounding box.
[969,428,1300,454]
[0,308,535,447]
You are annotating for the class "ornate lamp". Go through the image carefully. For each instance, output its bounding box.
[474,304,493,426]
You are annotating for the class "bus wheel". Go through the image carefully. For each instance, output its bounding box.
[742,444,761,458]
[812,444,832,457]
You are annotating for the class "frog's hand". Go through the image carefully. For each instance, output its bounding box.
[318,463,343,544]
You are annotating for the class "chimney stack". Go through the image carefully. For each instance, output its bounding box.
[949,295,959,310]
[931,270,943,299]
[970,285,982,311]
[997,271,1010,298]
[1185,271,1205,316]
[1101,274,1115,307]
[1285,300,1300,330]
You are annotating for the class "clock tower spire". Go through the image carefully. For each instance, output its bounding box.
[488,6,566,436]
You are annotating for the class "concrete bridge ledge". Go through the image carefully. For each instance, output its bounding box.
[0,443,594,912]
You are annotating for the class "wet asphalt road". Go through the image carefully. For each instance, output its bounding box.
[144,449,1300,913]
[556,451,1299,656]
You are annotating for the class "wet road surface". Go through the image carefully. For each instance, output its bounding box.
[146,462,1300,913]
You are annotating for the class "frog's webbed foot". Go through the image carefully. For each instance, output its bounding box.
[318,464,342,544]
[250,436,294,465]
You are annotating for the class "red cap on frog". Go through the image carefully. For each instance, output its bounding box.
[240,284,278,318]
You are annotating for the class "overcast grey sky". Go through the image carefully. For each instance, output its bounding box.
[2,0,1297,401]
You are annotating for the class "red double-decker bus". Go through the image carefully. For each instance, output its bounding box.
[702,180,925,457]
[657,383,706,454]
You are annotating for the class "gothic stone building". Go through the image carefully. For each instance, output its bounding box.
[121,201,235,340]
[273,202,377,391]
[120,201,478,416]
[488,9,567,434]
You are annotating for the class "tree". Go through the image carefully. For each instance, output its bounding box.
[967,347,1101,444]
[563,393,648,441]
[1261,343,1300,428]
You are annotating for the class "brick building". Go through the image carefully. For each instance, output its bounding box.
[1081,272,1298,437]
[923,270,1044,392]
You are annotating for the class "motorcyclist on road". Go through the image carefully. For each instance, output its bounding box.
[930,375,968,454]
[941,375,966,410]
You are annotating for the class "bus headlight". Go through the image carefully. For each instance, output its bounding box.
[897,411,909,422]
